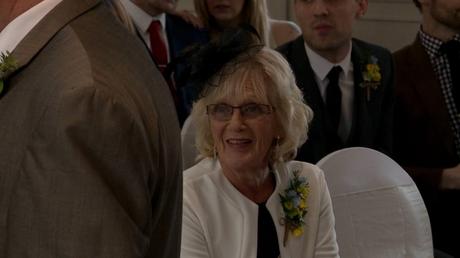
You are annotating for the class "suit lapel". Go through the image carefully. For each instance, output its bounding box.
[289,38,324,113]
[348,40,378,146]
[12,0,100,71]
[287,37,344,160]
[289,37,333,139]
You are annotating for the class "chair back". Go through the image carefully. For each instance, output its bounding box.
[181,115,201,170]
[317,147,433,258]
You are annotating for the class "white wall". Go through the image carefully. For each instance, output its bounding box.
[177,0,421,52]
[355,0,421,51]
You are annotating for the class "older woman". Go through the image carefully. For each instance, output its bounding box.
[181,0,300,166]
[181,29,339,258]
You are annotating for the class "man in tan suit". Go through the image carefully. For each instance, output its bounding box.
[0,0,182,257]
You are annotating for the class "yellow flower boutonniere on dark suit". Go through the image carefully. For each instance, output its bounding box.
[360,55,381,101]
[0,51,18,95]
[279,170,310,246]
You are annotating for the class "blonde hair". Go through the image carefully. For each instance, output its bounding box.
[194,0,270,45]
[191,47,313,164]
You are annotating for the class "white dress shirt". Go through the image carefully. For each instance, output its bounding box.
[304,42,354,142]
[0,0,63,53]
[181,158,339,258]
[119,0,170,60]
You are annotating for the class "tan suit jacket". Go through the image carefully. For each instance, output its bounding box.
[0,0,182,257]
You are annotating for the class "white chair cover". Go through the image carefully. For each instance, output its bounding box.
[317,147,433,258]
[181,115,201,170]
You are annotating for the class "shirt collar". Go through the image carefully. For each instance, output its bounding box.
[0,0,63,53]
[419,27,460,58]
[304,41,352,81]
[120,0,166,34]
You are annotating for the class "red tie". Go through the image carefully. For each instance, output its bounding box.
[148,20,168,72]
[148,20,180,107]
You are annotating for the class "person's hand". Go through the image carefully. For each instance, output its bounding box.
[441,164,460,190]
[170,9,204,29]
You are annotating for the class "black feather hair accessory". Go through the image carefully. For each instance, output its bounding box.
[169,24,264,99]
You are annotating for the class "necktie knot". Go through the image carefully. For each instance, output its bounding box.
[327,66,342,84]
[148,20,162,34]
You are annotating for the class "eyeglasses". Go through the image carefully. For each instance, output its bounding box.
[206,103,274,121]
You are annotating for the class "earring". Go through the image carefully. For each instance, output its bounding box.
[213,145,217,160]
[273,136,281,162]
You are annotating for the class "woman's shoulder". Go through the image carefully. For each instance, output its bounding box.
[280,160,325,183]
[183,158,217,184]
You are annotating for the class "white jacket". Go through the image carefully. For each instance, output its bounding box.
[181,158,339,258]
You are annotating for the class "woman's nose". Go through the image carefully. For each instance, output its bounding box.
[227,109,245,129]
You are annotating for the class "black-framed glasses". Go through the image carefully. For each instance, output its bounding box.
[206,103,274,121]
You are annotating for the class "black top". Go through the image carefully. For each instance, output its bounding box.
[257,202,280,258]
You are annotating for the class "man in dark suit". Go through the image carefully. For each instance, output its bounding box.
[120,0,208,125]
[0,0,182,257]
[277,0,393,163]
[393,0,460,256]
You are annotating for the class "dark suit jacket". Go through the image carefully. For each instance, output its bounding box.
[278,36,394,163]
[165,14,208,125]
[393,36,460,256]
[0,0,182,257]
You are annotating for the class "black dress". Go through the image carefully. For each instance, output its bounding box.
[257,202,280,258]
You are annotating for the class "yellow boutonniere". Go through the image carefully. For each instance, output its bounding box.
[360,55,381,101]
[279,170,310,246]
[0,51,18,95]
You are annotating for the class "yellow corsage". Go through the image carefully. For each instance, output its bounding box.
[360,55,381,101]
[279,170,310,246]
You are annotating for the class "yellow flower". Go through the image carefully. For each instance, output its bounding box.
[293,227,303,237]
[299,199,306,209]
[371,72,381,82]
[284,201,293,210]
[367,63,379,73]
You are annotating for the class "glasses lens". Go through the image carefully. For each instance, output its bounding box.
[240,103,264,118]
[207,103,273,121]
[208,104,232,121]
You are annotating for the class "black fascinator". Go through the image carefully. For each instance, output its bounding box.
[170,24,264,99]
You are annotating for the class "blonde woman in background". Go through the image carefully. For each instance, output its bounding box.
[194,0,300,47]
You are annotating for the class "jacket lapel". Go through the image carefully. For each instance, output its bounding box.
[289,37,325,116]
[288,37,336,142]
[348,40,377,146]
[287,36,345,161]
[12,0,100,71]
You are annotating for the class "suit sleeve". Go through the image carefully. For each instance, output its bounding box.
[7,85,180,257]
